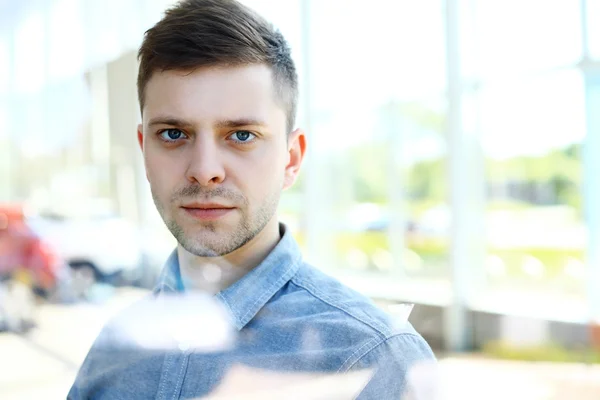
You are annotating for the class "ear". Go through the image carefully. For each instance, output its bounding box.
[137,124,150,182]
[137,124,144,151]
[283,128,306,190]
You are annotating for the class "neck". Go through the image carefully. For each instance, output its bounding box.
[177,218,281,294]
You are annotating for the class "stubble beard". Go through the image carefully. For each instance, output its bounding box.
[152,185,280,257]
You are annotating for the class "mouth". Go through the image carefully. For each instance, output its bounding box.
[181,203,236,221]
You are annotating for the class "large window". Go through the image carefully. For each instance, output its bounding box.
[244,1,451,292]
[1,0,596,316]
[245,0,595,316]
[463,1,589,316]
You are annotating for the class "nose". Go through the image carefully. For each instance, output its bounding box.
[184,136,225,186]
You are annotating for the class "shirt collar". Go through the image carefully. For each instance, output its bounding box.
[153,223,303,330]
[153,249,184,295]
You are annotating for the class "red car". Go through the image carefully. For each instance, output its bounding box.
[0,204,65,297]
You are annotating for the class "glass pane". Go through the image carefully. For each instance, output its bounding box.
[586,0,600,59]
[0,38,8,96]
[480,69,587,318]
[13,12,45,94]
[296,0,448,288]
[472,0,582,79]
[243,0,449,286]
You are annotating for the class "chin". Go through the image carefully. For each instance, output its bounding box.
[181,238,225,257]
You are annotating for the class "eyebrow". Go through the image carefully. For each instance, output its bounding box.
[215,118,267,129]
[148,117,267,129]
[148,117,193,128]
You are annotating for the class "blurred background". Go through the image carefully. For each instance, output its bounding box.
[1,0,600,398]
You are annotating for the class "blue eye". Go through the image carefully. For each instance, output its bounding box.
[230,130,256,143]
[159,129,186,141]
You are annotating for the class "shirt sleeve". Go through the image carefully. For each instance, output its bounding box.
[347,333,437,400]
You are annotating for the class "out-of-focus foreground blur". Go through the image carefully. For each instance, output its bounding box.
[1,0,600,399]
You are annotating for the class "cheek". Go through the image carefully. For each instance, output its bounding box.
[228,154,277,201]
[244,151,286,196]
[144,151,181,196]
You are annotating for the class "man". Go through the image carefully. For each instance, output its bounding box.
[69,0,435,398]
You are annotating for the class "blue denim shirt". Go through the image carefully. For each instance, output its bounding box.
[69,224,435,399]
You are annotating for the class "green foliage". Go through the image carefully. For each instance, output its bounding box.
[334,231,388,255]
[482,341,600,364]
[330,232,450,264]
[406,159,446,202]
[296,229,584,279]
[485,144,582,210]
[380,100,447,134]
[345,144,390,204]
[491,248,583,278]
[340,100,448,205]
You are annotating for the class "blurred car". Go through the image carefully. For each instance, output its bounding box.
[343,203,418,233]
[0,204,70,331]
[26,212,146,294]
[0,204,67,296]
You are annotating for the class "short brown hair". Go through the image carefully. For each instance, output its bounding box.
[137,0,298,132]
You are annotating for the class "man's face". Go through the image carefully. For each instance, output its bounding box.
[138,65,301,257]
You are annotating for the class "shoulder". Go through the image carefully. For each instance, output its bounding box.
[279,264,435,379]
[288,263,408,338]
[287,266,438,398]
[348,332,436,399]
[279,263,433,363]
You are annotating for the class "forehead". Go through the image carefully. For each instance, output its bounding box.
[142,64,285,127]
